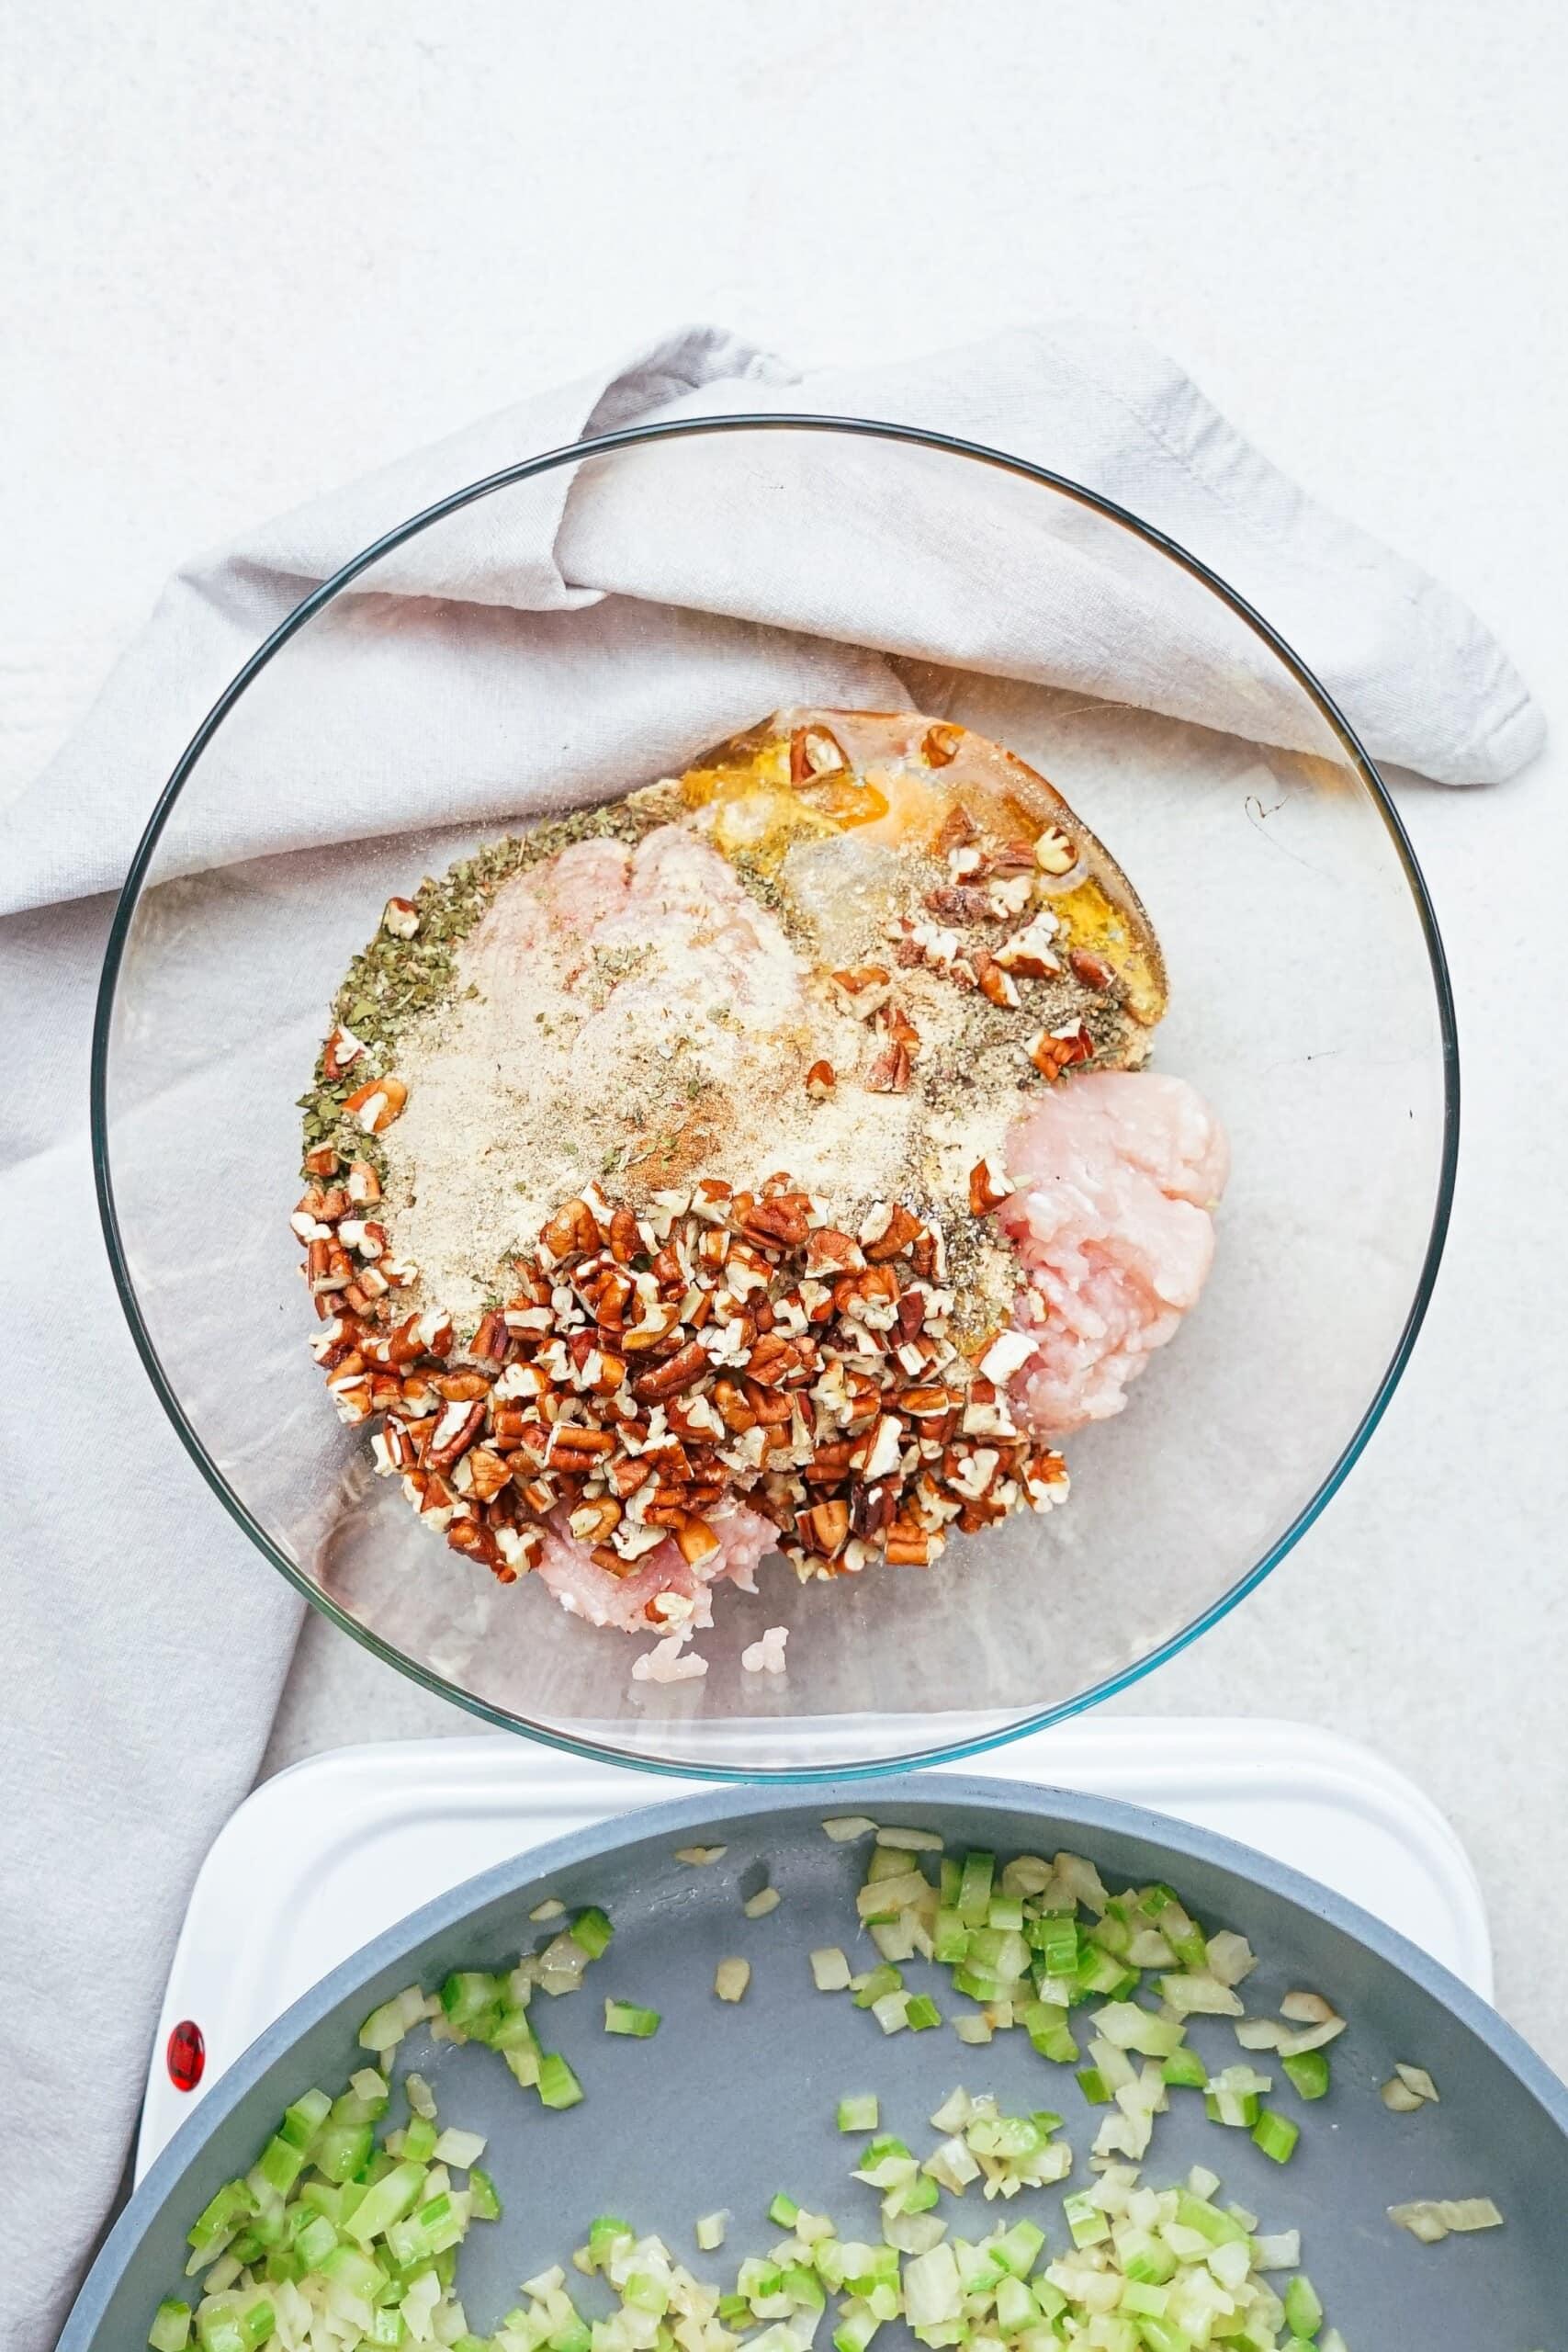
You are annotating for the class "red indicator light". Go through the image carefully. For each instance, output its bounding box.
[167,2018,205,2092]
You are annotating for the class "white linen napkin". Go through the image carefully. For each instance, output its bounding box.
[0,317,1541,2351]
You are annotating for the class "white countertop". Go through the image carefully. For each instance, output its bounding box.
[7,3,1566,2069]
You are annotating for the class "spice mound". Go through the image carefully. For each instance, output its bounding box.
[295,707,1226,1667]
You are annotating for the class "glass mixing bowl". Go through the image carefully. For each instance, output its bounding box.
[92,417,1457,1777]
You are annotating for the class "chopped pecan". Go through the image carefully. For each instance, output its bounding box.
[321,1025,364,1081]
[969,1156,1011,1215]
[631,1340,710,1403]
[674,1512,722,1565]
[382,895,421,938]
[805,1058,836,1101]
[923,883,991,923]
[862,1202,924,1262]
[1027,1023,1096,1082]
[972,950,1021,1010]
[538,1196,603,1265]
[425,1399,486,1472]
[923,723,964,768]
[864,1040,912,1093]
[343,1073,408,1134]
[469,1310,508,1361]
[798,1498,851,1558]
[1069,946,1114,990]
[570,1497,624,1544]
[790,722,847,784]
[933,801,978,855]
[464,1447,513,1503]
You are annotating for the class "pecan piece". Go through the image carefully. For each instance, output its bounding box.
[933,801,978,856]
[861,1202,924,1262]
[972,950,1021,1010]
[1068,946,1114,990]
[631,1340,710,1403]
[805,1058,836,1101]
[425,1399,486,1472]
[864,1040,911,1094]
[923,723,964,768]
[538,1196,603,1265]
[382,895,421,938]
[321,1025,364,1081]
[303,1144,341,1178]
[666,1512,716,1566]
[470,1310,509,1361]
[969,1156,1011,1215]
[343,1073,408,1134]
[790,722,847,784]
[923,883,991,924]
[1027,1023,1096,1082]
[464,1446,513,1503]
[798,1498,851,1559]
[570,1497,624,1544]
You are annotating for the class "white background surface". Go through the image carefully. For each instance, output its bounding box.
[6,3,1566,2066]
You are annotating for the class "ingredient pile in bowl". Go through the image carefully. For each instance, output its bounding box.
[294,711,1227,1671]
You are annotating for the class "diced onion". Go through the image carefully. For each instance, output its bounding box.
[1280,1989,1336,2024]
[810,1947,852,1991]
[1389,2196,1504,2242]
[674,1845,727,1866]
[822,1816,878,1842]
[715,1958,750,2003]
[744,1886,782,1919]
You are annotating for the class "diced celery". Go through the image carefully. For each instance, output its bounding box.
[149,2299,192,2352]
[1029,1917,1080,1973]
[401,2116,437,2164]
[536,2053,584,2109]
[344,2162,426,2246]
[604,1999,661,2038]
[278,2089,333,2150]
[1161,2045,1207,2089]
[585,2215,633,2269]
[933,1909,971,1964]
[906,1996,942,2031]
[441,1972,506,2037]
[1252,2108,1300,2164]
[991,2219,1045,2277]
[1284,2276,1324,2338]
[468,2166,502,2222]
[571,1907,615,1959]
[957,1851,996,1926]
[256,2136,307,2197]
[295,2212,337,2268]
[313,2122,374,2184]
[852,1965,904,2010]
[838,2095,881,2132]
[769,2192,800,2227]
[1062,2192,1110,2249]
[1282,2049,1331,2101]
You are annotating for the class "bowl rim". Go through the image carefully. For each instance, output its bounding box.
[90,411,1461,1781]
